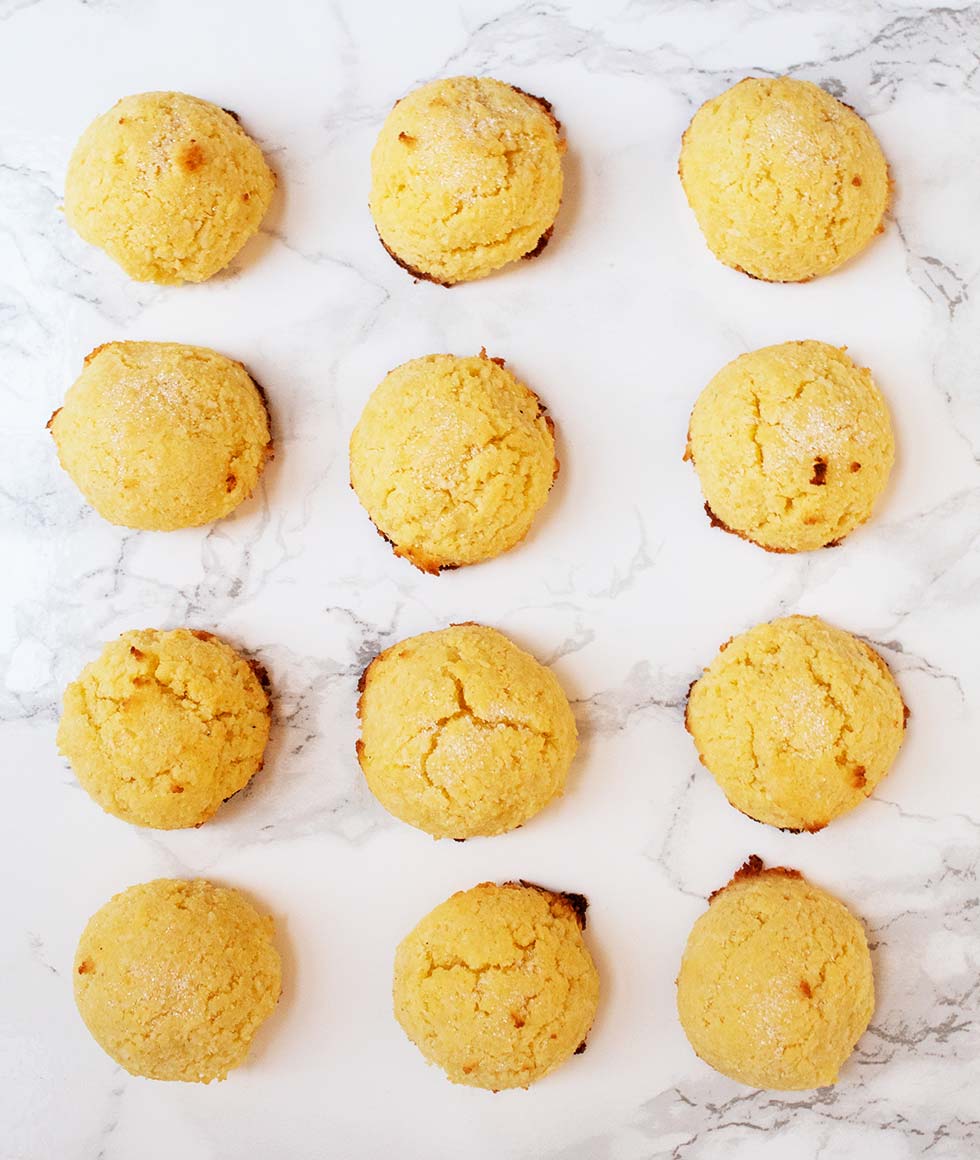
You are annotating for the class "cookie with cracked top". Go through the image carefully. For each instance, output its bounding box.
[685,615,906,831]
[357,623,576,838]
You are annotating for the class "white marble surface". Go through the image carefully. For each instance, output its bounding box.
[2,0,979,1157]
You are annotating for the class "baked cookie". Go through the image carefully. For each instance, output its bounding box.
[393,881,599,1090]
[676,856,874,1090]
[49,342,272,531]
[679,76,888,282]
[686,616,906,832]
[358,623,576,839]
[370,76,564,284]
[685,341,894,552]
[58,628,271,830]
[64,91,275,284]
[74,879,281,1082]
[349,351,557,571]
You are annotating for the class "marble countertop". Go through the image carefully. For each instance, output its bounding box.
[2,1,979,1157]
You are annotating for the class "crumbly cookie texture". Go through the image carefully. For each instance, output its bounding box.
[57,628,271,830]
[393,881,599,1090]
[370,76,565,284]
[74,879,282,1083]
[676,857,874,1090]
[686,616,906,832]
[679,76,889,282]
[49,341,272,531]
[64,91,276,284]
[349,351,557,571]
[685,341,894,553]
[357,623,577,838]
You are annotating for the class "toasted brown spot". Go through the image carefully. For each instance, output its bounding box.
[461,1062,476,1075]
[46,407,61,431]
[710,855,803,902]
[377,232,452,287]
[242,191,250,203]
[118,117,126,125]
[852,765,868,788]
[522,224,553,261]
[398,131,416,145]
[77,959,94,975]
[512,880,589,929]
[511,1013,526,1029]
[221,107,241,123]
[810,457,828,485]
[180,142,206,172]
[170,784,185,794]
[226,473,237,492]
[800,979,813,998]
[190,629,216,642]
[850,461,862,472]
[84,343,112,366]
[852,175,862,187]
[574,1040,587,1055]
[129,646,145,660]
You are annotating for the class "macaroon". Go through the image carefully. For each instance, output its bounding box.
[57,628,271,830]
[679,76,888,282]
[349,351,558,572]
[370,76,565,284]
[357,623,577,838]
[685,341,894,553]
[64,91,276,284]
[49,341,272,531]
[686,615,906,832]
[74,878,281,1082]
[393,881,599,1090]
[676,856,875,1090]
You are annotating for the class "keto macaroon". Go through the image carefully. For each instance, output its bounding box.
[64,91,276,284]
[676,856,875,1090]
[350,351,558,572]
[370,76,565,284]
[686,615,907,832]
[685,341,894,553]
[357,623,577,839]
[49,341,272,531]
[679,76,889,282]
[58,628,271,830]
[74,878,281,1082]
[393,881,599,1090]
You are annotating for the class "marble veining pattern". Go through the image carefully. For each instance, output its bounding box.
[1,1,978,1157]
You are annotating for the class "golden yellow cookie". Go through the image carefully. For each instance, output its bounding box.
[58,628,271,830]
[393,881,599,1090]
[64,91,276,284]
[677,857,874,1089]
[370,76,565,285]
[349,352,557,572]
[74,879,281,1082]
[49,342,272,531]
[685,341,894,552]
[686,616,906,832]
[357,623,576,839]
[679,77,888,282]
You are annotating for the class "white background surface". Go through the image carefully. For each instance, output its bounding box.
[2,1,979,1157]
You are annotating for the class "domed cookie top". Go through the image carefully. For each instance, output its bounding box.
[58,628,271,830]
[370,76,564,285]
[358,623,577,839]
[64,91,276,284]
[74,878,281,1082]
[676,856,874,1090]
[686,615,906,832]
[685,341,894,552]
[393,881,599,1090]
[49,341,272,531]
[679,77,888,282]
[349,351,558,572]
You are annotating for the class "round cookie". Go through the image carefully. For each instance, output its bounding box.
[685,341,894,552]
[64,91,276,284]
[74,879,281,1082]
[370,76,565,285]
[686,615,906,832]
[349,351,558,572]
[676,856,874,1090]
[58,628,271,830]
[49,341,272,531]
[393,881,599,1090]
[357,623,577,839]
[679,76,889,282]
